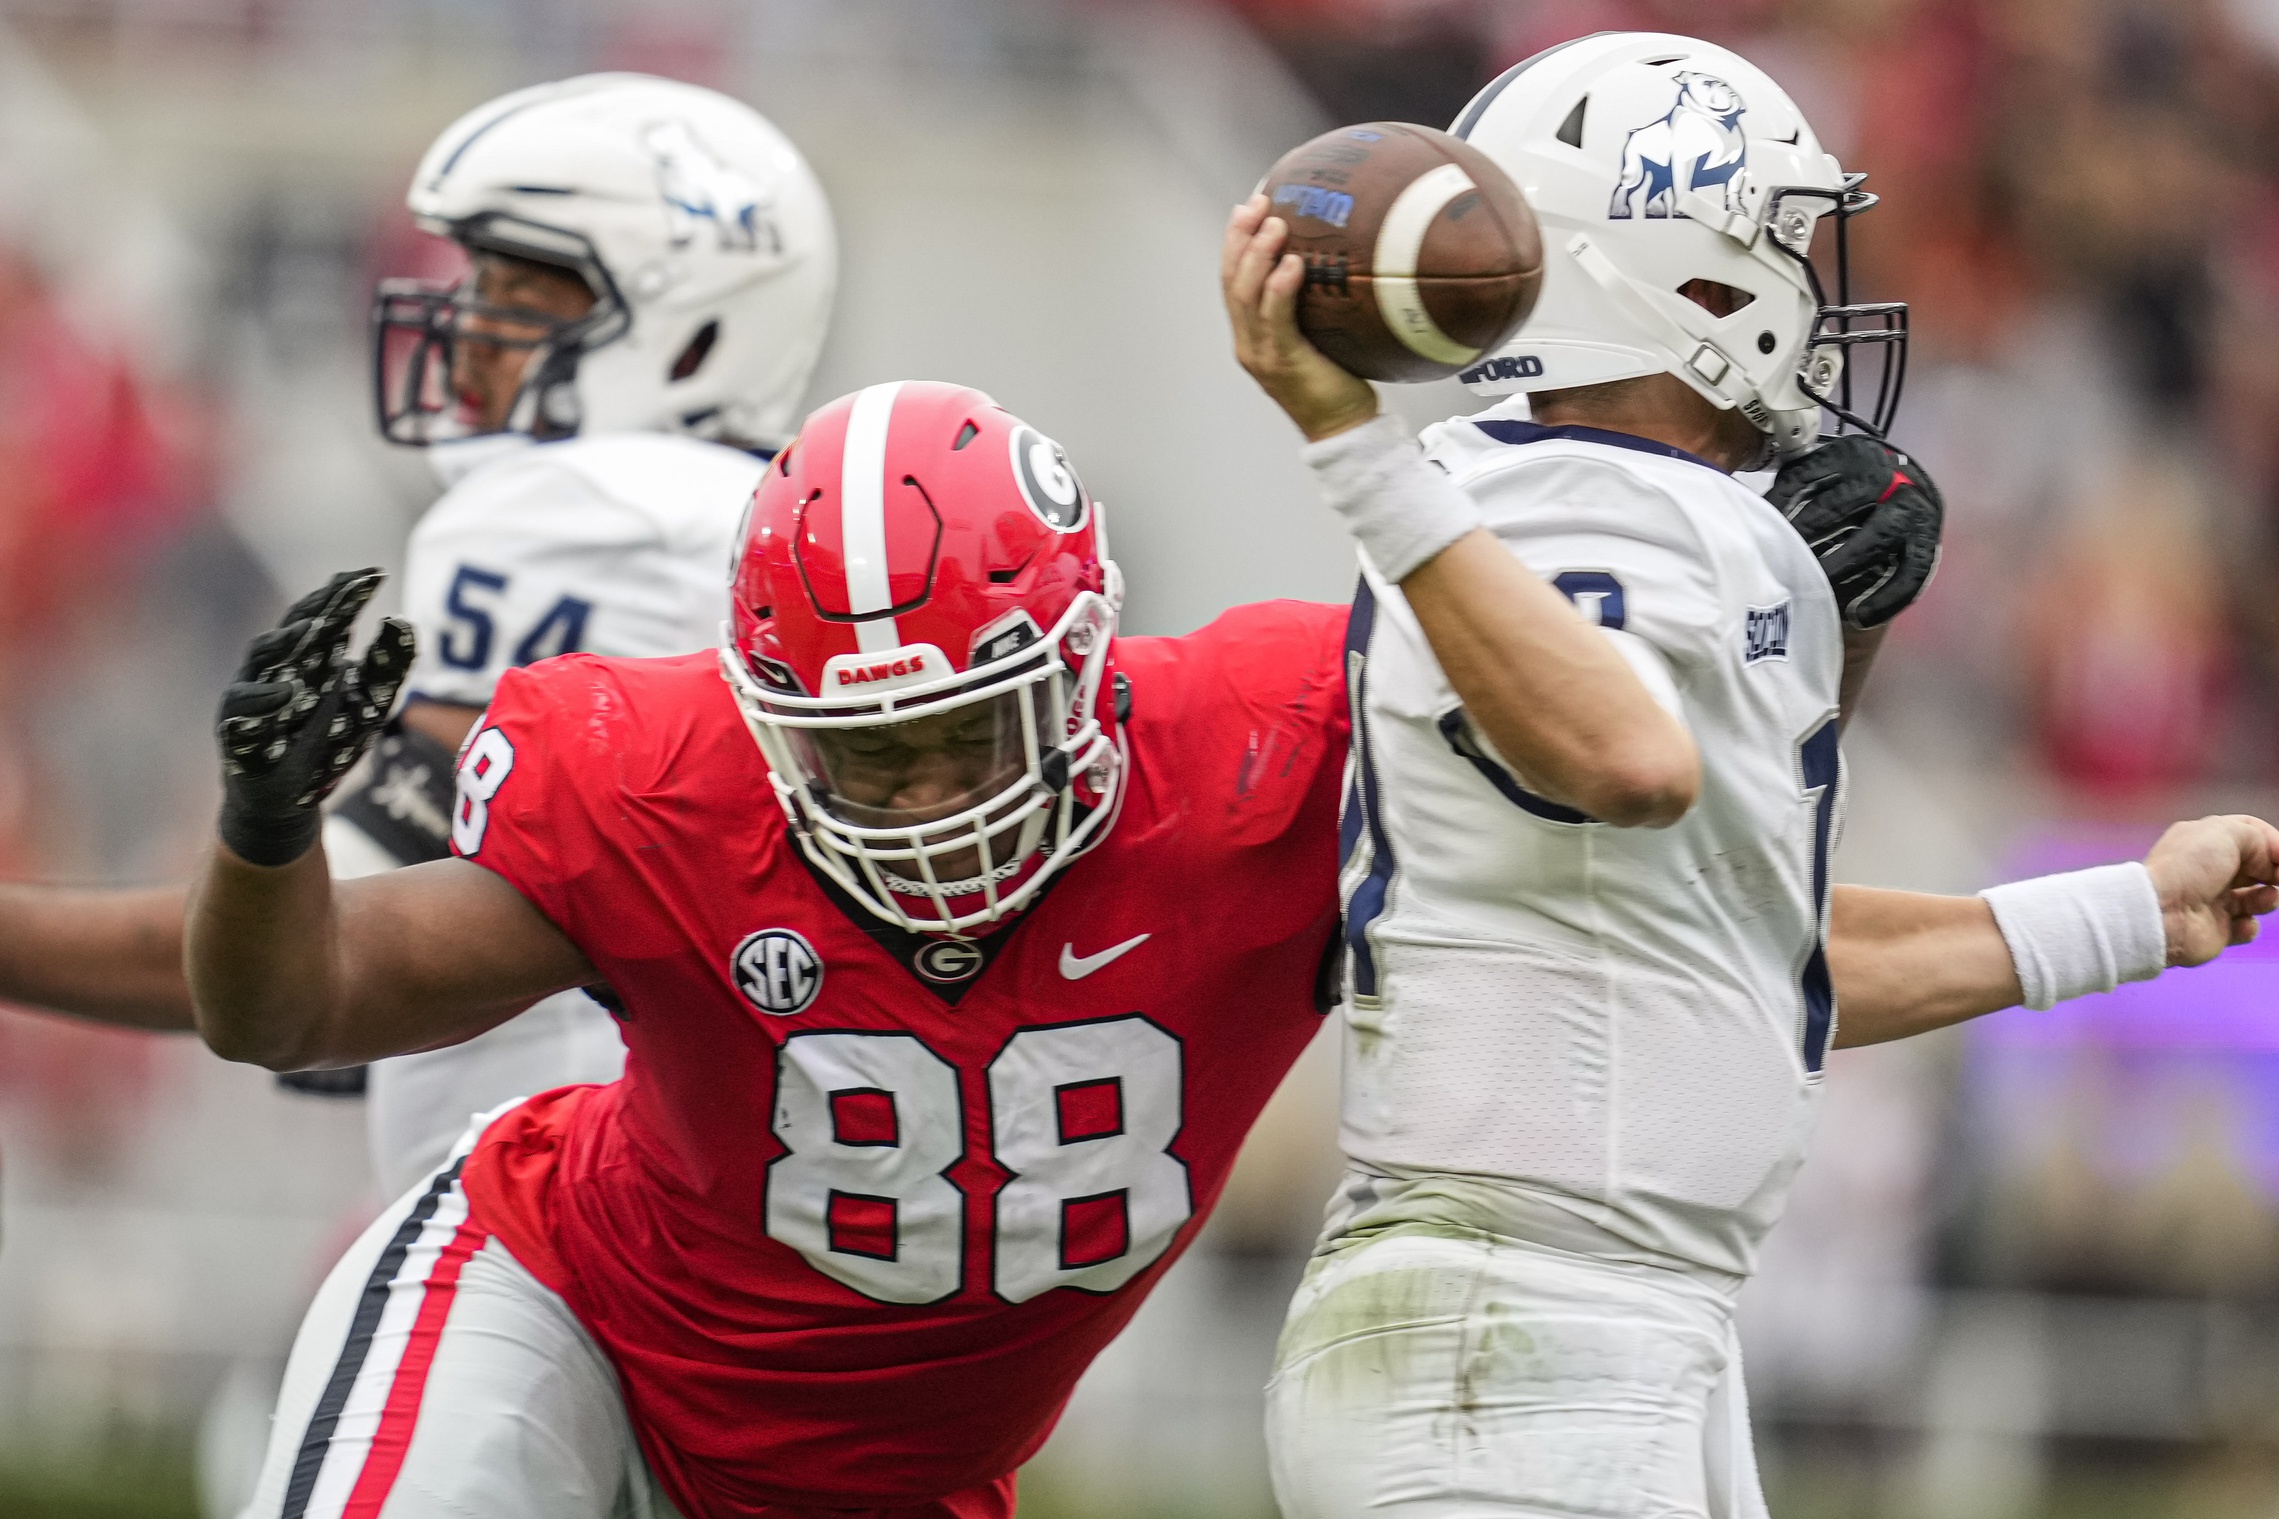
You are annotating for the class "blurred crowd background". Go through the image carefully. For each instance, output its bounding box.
[0,0,2275,1515]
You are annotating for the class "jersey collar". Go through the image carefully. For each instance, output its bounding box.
[1468,418,1727,475]
[425,431,538,489]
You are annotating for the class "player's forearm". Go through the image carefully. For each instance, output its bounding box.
[185,841,352,1069]
[1826,885,2023,1047]
[1837,624,1886,731]
[1401,530,1701,827]
[0,882,195,1030]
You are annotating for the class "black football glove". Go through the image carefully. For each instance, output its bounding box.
[1765,435,1944,630]
[216,569,414,867]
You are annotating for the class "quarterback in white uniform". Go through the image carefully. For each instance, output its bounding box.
[321,73,835,1196]
[1224,31,2279,1519]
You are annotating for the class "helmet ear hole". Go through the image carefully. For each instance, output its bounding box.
[1553,96,1587,149]
[669,320,721,382]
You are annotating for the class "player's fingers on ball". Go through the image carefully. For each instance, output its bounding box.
[1234,218,1289,306]
[1259,267,1315,370]
[1227,226,1278,312]
[1222,203,1264,284]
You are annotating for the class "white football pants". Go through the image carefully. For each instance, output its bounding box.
[1266,1229,1769,1519]
[239,1119,678,1519]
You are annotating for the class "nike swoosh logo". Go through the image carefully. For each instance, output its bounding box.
[1060,933,1151,980]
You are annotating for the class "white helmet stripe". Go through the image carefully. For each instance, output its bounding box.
[840,381,905,653]
[1373,163,1485,367]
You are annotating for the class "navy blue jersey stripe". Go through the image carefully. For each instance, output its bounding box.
[1435,711,1594,824]
[1798,720,1842,1072]
[1471,418,1726,474]
[1342,581,1397,1000]
[279,1159,466,1519]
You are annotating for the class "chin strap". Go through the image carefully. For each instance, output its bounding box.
[1565,221,1828,458]
[1565,233,1773,431]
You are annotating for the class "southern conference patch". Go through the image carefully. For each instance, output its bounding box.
[1745,601,1791,664]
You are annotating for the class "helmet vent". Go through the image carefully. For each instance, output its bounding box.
[953,421,980,450]
[670,320,720,382]
[1554,96,1587,149]
[1640,54,1687,66]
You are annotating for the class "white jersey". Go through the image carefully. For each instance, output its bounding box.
[341,430,766,1199]
[1335,406,1844,1280]
[400,431,760,707]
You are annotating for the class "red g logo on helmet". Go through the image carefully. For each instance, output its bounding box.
[1009,426,1089,533]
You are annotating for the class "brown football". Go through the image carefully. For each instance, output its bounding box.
[1260,122,1543,383]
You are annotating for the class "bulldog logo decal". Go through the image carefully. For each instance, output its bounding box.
[1608,72,1749,221]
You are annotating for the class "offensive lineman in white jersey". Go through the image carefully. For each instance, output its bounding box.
[1224,32,2279,1519]
[334,73,835,1192]
[0,73,836,1203]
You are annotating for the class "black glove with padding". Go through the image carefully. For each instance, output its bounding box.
[216,570,415,867]
[1765,435,1945,630]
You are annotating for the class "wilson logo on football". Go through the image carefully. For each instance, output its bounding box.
[732,928,824,1016]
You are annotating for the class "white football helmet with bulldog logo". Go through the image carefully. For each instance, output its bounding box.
[1451,32,1905,458]
[374,72,836,452]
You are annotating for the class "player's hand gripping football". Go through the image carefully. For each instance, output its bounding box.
[1764,435,1944,629]
[215,569,414,867]
[2146,814,2279,967]
[1222,195,1380,443]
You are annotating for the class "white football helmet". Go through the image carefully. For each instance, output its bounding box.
[1450,33,1905,458]
[373,73,836,452]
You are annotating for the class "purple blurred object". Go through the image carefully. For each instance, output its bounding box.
[1973,825,2279,1051]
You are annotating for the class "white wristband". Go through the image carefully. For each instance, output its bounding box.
[1300,412,1484,583]
[1981,862,2167,1011]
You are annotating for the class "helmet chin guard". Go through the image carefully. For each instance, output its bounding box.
[722,591,1123,936]
[1450,33,1907,456]
[724,381,1128,936]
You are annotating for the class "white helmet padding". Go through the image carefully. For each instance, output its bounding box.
[375,73,837,453]
[1449,32,1905,457]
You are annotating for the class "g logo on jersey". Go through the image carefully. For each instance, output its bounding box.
[733,928,824,1016]
[1009,426,1089,533]
[912,938,985,986]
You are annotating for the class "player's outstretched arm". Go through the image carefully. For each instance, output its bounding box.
[1221,198,1699,827]
[0,883,194,1030]
[191,850,593,1069]
[185,571,594,1071]
[1829,814,2279,1047]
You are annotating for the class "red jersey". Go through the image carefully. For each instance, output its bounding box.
[456,599,1348,1519]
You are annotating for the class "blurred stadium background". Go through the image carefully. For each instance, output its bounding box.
[0,0,2275,1514]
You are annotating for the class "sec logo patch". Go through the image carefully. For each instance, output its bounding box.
[732,928,824,1016]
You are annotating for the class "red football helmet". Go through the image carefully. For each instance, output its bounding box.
[721,381,1125,934]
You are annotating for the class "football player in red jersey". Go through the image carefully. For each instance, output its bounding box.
[0,374,2259,1518]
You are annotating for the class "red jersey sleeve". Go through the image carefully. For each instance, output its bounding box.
[448,654,613,939]
[1118,598,1350,849]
